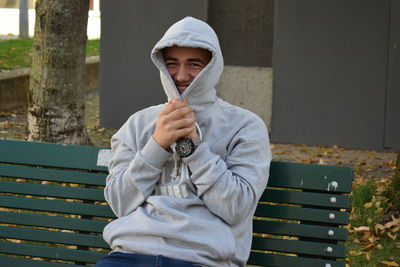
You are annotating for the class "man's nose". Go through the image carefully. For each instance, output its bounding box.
[175,66,190,82]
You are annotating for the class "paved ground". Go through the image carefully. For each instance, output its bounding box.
[0,92,397,182]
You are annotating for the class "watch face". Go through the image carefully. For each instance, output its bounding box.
[176,138,194,157]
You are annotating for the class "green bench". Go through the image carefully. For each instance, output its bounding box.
[0,139,354,267]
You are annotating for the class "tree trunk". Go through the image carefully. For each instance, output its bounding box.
[28,0,91,145]
[388,151,400,209]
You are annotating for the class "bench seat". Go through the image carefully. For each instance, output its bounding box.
[0,140,353,266]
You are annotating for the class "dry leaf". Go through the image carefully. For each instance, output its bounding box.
[368,236,378,243]
[381,261,399,266]
[377,207,384,214]
[376,224,385,231]
[364,202,373,208]
[375,223,385,235]
[364,252,371,261]
[387,232,397,240]
[349,250,361,256]
[363,243,375,249]
[354,226,370,232]
[391,226,399,233]
[384,218,400,229]
[377,244,384,250]
[361,231,373,242]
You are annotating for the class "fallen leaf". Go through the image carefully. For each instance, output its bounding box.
[361,231,373,242]
[349,250,361,256]
[364,202,373,208]
[375,223,385,235]
[387,232,397,240]
[354,226,370,232]
[384,218,400,229]
[381,261,399,266]
[364,252,371,261]
[363,243,375,249]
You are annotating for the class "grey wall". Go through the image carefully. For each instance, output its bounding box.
[208,0,274,67]
[384,0,400,148]
[100,0,276,130]
[100,0,208,128]
[208,0,275,128]
[271,0,398,150]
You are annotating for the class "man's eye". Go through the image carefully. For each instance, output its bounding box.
[190,63,202,68]
[166,62,177,67]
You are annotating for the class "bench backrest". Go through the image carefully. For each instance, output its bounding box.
[0,140,353,266]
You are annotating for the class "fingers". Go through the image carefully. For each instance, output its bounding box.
[153,98,196,149]
[161,98,187,115]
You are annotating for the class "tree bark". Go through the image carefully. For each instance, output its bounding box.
[28,0,91,145]
[388,151,400,209]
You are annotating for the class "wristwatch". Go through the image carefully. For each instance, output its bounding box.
[175,137,202,158]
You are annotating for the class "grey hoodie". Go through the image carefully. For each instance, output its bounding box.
[103,17,272,267]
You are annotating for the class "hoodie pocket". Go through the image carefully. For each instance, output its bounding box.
[206,218,236,261]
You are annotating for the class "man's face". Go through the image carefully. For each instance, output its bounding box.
[163,46,212,94]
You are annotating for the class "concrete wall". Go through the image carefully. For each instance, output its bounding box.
[208,0,274,129]
[216,66,273,128]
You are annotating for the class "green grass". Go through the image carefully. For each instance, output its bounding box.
[0,38,100,71]
[0,38,33,70]
[347,179,400,266]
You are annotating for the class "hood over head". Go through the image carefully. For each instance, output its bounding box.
[151,16,224,115]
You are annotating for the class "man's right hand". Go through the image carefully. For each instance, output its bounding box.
[153,98,196,149]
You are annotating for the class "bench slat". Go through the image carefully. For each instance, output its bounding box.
[251,236,346,258]
[0,140,109,171]
[260,188,350,209]
[0,164,107,186]
[255,203,349,225]
[253,220,348,241]
[0,241,107,264]
[0,256,86,267]
[0,180,105,202]
[0,195,115,218]
[248,251,345,267]
[0,211,108,233]
[0,226,109,249]
[269,161,353,193]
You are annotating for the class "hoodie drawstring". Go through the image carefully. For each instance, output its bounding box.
[159,123,203,196]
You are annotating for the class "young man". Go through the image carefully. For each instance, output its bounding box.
[96,17,272,267]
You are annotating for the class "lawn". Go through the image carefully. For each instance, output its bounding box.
[0,38,100,71]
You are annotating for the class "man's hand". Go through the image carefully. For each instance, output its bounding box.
[153,98,197,149]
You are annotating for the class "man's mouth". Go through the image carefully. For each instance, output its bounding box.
[176,85,188,93]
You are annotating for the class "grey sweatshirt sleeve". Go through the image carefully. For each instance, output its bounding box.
[183,117,272,225]
[104,134,171,217]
